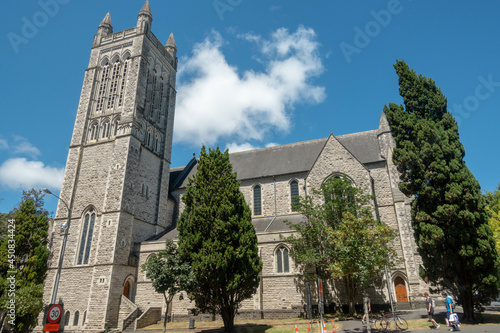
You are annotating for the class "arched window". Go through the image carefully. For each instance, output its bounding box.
[290,180,299,212]
[89,123,99,141]
[82,311,87,325]
[113,118,120,136]
[96,63,110,112]
[155,134,160,152]
[73,311,80,326]
[146,129,152,147]
[118,58,129,107]
[64,311,71,326]
[101,121,110,139]
[276,246,290,273]
[107,59,121,110]
[253,185,262,216]
[77,209,96,265]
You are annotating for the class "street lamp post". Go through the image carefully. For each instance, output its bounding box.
[43,189,71,304]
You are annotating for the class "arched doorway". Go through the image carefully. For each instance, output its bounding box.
[394,276,408,302]
[123,280,131,299]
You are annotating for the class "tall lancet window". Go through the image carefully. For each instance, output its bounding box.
[101,120,110,139]
[107,59,121,110]
[276,246,290,273]
[96,63,110,112]
[290,180,299,212]
[118,58,129,107]
[253,185,262,216]
[78,208,96,265]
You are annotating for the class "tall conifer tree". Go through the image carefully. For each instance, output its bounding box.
[177,146,262,332]
[384,60,499,321]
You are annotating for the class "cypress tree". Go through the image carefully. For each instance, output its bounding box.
[177,146,262,332]
[384,60,499,321]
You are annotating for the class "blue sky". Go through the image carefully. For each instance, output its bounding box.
[1,0,499,214]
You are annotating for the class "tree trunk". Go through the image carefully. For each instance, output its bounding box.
[459,286,475,323]
[0,313,7,333]
[343,276,357,315]
[220,306,235,332]
[163,293,174,333]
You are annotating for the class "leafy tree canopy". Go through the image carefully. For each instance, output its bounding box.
[177,146,262,332]
[142,239,194,333]
[384,60,499,321]
[286,176,397,315]
[485,183,500,279]
[0,191,50,331]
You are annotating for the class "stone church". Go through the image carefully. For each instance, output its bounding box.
[37,2,429,332]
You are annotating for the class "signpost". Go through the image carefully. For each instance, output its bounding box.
[306,282,313,332]
[44,303,63,332]
[318,278,324,332]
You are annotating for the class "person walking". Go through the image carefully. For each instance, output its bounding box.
[442,292,459,331]
[362,293,371,325]
[424,292,440,329]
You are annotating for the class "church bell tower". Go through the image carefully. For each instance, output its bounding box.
[40,1,177,330]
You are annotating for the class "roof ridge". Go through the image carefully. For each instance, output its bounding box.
[336,129,378,138]
[229,137,328,156]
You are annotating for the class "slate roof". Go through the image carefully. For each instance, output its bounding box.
[152,214,306,241]
[170,129,384,190]
[336,129,384,164]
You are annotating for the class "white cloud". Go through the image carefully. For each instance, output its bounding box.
[226,142,259,153]
[0,158,64,190]
[226,141,280,153]
[4,136,41,158]
[175,26,325,147]
[0,138,8,150]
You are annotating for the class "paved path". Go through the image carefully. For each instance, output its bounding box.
[134,304,500,333]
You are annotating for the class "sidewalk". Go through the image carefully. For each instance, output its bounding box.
[133,304,500,333]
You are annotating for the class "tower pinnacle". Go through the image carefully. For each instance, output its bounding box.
[137,1,153,33]
[139,0,152,18]
[98,12,113,35]
[165,33,177,58]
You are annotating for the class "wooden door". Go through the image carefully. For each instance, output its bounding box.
[123,280,130,299]
[394,277,408,302]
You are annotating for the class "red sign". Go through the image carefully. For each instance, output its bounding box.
[47,304,63,323]
[44,323,60,331]
[318,278,324,303]
[45,303,63,331]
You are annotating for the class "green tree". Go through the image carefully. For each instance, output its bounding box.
[285,176,396,315]
[0,194,50,331]
[142,239,194,333]
[384,60,499,321]
[177,146,262,332]
[485,183,500,279]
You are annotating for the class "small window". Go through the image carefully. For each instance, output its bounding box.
[253,185,262,216]
[155,134,160,152]
[73,311,80,326]
[276,246,290,273]
[290,180,299,212]
[82,311,87,324]
[113,118,119,136]
[101,121,110,138]
[146,130,152,147]
[64,311,71,326]
[90,123,99,141]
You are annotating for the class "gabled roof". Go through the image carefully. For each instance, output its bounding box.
[151,214,305,242]
[336,130,384,164]
[170,129,384,191]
